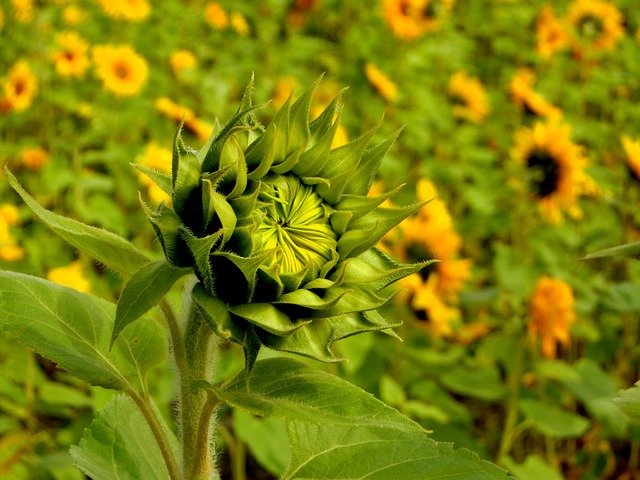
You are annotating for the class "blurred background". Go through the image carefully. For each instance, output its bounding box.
[2,0,640,478]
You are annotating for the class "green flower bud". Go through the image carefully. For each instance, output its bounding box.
[139,76,429,371]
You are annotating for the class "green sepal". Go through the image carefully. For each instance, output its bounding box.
[269,92,293,164]
[139,196,190,267]
[308,285,396,319]
[309,90,344,141]
[286,76,321,155]
[293,107,342,178]
[132,163,172,197]
[179,226,223,293]
[256,319,342,363]
[330,310,402,341]
[242,325,262,380]
[343,127,403,197]
[335,184,405,224]
[271,147,303,174]
[329,210,353,236]
[172,133,201,221]
[192,283,245,341]
[280,264,311,293]
[219,132,249,199]
[202,179,237,245]
[112,259,191,347]
[229,184,261,224]
[338,202,426,260]
[211,249,275,301]
[246,123,277,173]
[229,303,310,336]
[254,265,284,302]
[274,287,350,310]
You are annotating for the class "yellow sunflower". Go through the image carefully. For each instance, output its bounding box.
[511,120,598,223]
[2,61,38,112]
[47,260,92,294]
[621,135,640,182]
[382,0,455,40]
[63,5,85,25]
[509,68,562,120]
[411,276,460,337]
[448,71,490,124]
[155,97,213,141]
[566,0,624,52]
[0,206,24,262]
[536,5,571,59]
[12,0,33,23]
[204,1,229,29]
[135,143,172,204]
[364,63,398,103]
[92,45,148,97]
[0,6,4,30]
[98,0,150,21]
[53,31,90,78]
[529,276,576,358]
[230,11,250,36]
[20,146,49,171]
[169,49,197,76]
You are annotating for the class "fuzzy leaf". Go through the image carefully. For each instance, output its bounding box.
[180,228,223,292]
[192,283,244,341]
[112,259,191,346]
[0,272,166,393]
[132,163,172,197]
[229,303,309,336]
[6,168,149,278]
[582,240,640,261]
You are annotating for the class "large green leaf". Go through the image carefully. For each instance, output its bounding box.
[5,168,149,278]
[113,259,191,345]
[283,422,512,480]
[212,358,512,480]
[518,399,590,439]
[613,381,640,423]
[70,394,171,480]
[0,272,166,394]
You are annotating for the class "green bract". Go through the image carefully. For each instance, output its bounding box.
[139,76,429,370]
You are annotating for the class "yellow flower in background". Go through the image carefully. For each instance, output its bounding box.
[12,0,33,22]
[2,61,38,112]
[0,6,4,30]
[98,0,150,21]
[205,1,229,29]
[529,276,576,358]
[47,260,92,293]
[509,68,562,120]
[92,45,148,97]
[0,205,20,225]
[382,0,455,40]
[169,49,197,76]
[230,11,250,36]
[411,277,460,337]
[53,31,90,78]
[448,71,490,123]
[135,143,172,204]
[567,0,624,52]
[536,5,571,59]
[621,136,640,182]
[364,63,398,103]
[20,146,49,171]
[511,120,598,223]
[0,206,24,262]
[63,5,85,25]
[155,97,213,141]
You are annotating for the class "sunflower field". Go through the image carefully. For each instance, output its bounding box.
[2,0,640,478]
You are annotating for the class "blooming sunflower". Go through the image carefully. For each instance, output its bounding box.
[621,135,640,182]
[529,276,576,358]
[511,120,598,223]
[12,0,33,23]
[536,5,571,59]
[205,1,228,29]
[509,68,562,120]
[566,0,624,52]
[92,45,148,97]
[98,0,150,21]
[63,5,85,25]
[155,97,213,141]
[0,205,24,262]
[139,77,428,368]
[230,11,250,36]
[410,276,460,337]
[2,61,38,112]
[448,71,490,124]
[47,260,92,294]
[169,49,197,76]
[53,31,90,78]
[382,0,455,40]
[364,63,398,103]
[20,146,49,171]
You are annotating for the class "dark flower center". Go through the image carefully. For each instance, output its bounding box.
[577,15,603,40]
[526,149,560,198]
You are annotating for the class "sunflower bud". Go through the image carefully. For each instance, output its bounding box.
[140,76,429,370]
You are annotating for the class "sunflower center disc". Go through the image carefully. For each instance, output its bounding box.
[526,149,560,198]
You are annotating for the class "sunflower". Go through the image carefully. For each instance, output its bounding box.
[92,45,148,97]
[448,71,490,124]
[410,276,461,337]
[230,11,250,36]
[62,5,85,25]
[98,0,150,21]
[0,6,4,30]
[529,276,576,358]
[621,135,640,182]
[364,63,398,103]
[0,206,24,262]
[511,120,598,223]
[169,49,197,76]
[2,61,38,112]
[566,0,624,52]
[509,68,562,120]
[536,5,571,59]
[47,260,92,294]
[204,1,228,30]
[20,146,49,171]
[382,0,455,40]
[12,0,33,23]
[53,31,90,78]
[155,97,213,140]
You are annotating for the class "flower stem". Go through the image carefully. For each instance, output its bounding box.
[497,334,524,462]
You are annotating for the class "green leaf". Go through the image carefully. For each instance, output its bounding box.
[614,381,640,423]
[233,409,289,476]
[582,240,640,261]
[0,272,166,394]
[5,168,149,278]
[283,422,513,480]
[113,259,191,346]
[70,394,172,480]
[518,399,590,438]
[440,364,507,400]
[502,455,564,480]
